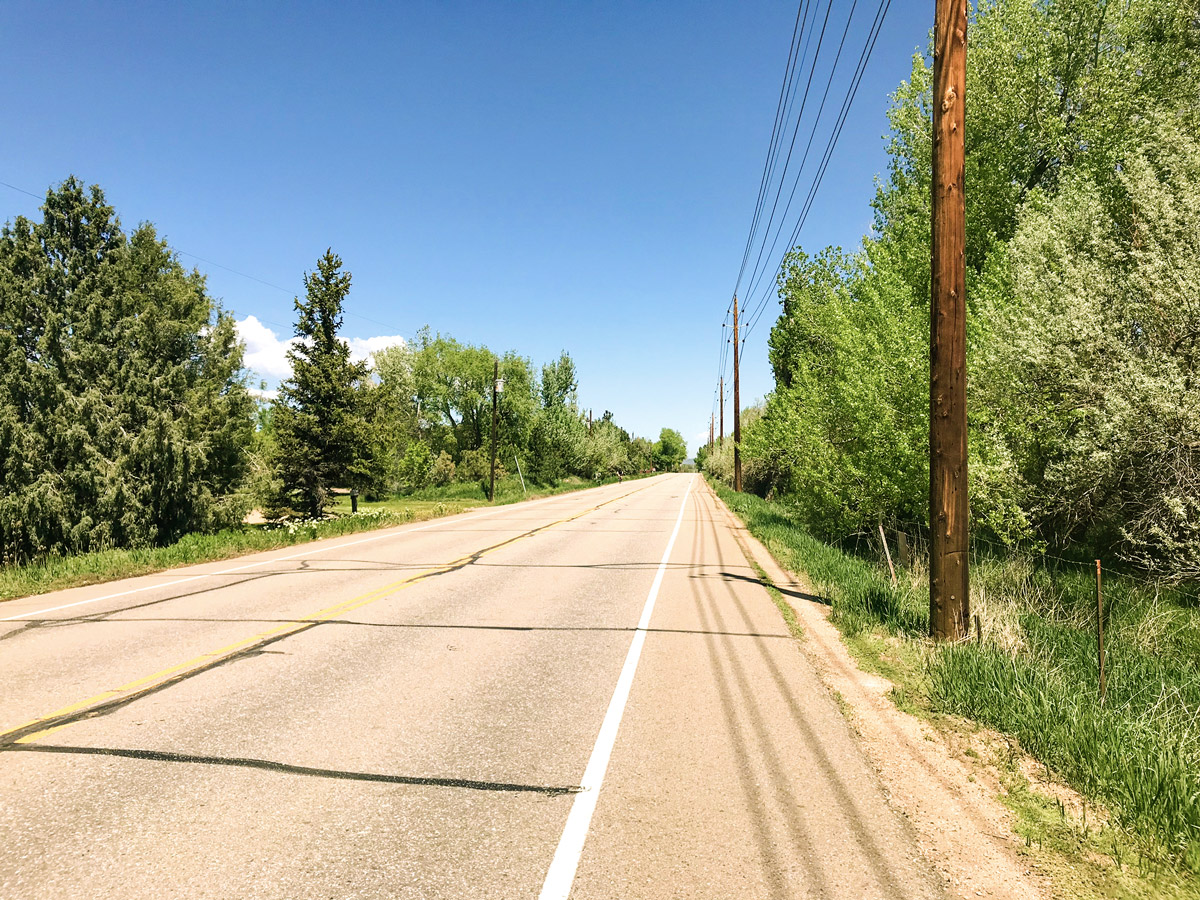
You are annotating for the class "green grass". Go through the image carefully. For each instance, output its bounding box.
[0,503,460,604]
[331,473,639,512]
[0,474,645,605]
[711,477,1200,893]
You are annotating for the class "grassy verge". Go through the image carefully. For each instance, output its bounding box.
[329,473,641,512]
[0,474,646,605]
[711,478,1200,897]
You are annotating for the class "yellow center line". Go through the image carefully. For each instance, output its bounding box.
[2,481,656,747]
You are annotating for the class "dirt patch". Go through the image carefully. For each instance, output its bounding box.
[709,483,1053,900]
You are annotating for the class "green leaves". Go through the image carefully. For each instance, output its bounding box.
[0,178,254,562]
[737,0,1200,575]
[980,115,1200,577]
[652,428,687,472]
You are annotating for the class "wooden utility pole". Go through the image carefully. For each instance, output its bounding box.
[929,0,969,640]
[719,376,725,446]
[488,359,499,503]
[733,294,742,492]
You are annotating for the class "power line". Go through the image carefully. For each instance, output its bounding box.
[738,0,893,346]
[742,0,890,340]
[738,0,838,304]
[712,0,893,454]
[0,180,40,200]
[176,250,296,296]
[741,0,863,312]
[734,0,812,295]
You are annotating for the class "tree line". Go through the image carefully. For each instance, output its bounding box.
[261,247,687,518]
[0,180,687,564]
[701,0,1200,581]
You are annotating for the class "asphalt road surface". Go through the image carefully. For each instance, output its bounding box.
[0,474,943,899]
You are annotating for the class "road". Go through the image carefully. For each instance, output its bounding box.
[0,474,942,899]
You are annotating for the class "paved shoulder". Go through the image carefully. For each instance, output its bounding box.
[561,481,943,899]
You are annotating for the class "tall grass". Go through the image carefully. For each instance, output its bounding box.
[712,480,1200,872]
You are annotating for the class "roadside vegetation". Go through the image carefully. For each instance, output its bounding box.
[0,181,688,592]
[714,481,1200,894]
[0,473,652,605]
[701,0,1200,891]
[699,0,1200,581]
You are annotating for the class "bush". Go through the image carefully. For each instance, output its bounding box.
[430,451,456,486]
[398,442,432,493]
[456,448,489,482]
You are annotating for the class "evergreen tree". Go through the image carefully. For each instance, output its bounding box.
[271,250,371,518]
[0,177,254,562]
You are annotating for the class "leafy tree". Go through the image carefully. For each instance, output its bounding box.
[430,451,456,486]
[0,177,253,561]
[976,114,1200,576]
[541,351,578,408]
[742,0,1200,575]
[397,441,433,493]
[578,418,631,479]
[759,246,928,535]
[628,437,655,474]
[408,330,537,462]
[528,349,589,483]
[371,342,419,460]
[271,250,371,517]
[410,330,494,455]
[528,406,581,484]
[652,428,687,472]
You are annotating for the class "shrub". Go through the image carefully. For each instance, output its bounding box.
[430,451,456,486]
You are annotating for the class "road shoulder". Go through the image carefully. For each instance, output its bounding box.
[705,480,1052,900]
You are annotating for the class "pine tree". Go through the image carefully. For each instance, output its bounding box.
[271,250,371,518]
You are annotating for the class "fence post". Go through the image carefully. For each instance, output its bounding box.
[1096,559,1106,703]
[879,523,898,588]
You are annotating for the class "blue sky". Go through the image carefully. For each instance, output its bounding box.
[3,1,930,452]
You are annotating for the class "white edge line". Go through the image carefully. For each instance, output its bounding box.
[1,478,662,622]
[537,474,694,900]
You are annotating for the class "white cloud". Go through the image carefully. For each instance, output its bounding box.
[348,334,406,363]
[237,315,297,380]
[236,315,407,382]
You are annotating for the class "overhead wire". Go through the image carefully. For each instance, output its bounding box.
[719,0,894,399]
[737,0,894,347]
[742,0,893,346]
[733,0,813,296]
[740,0,863,317]
[738,0,838,306]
